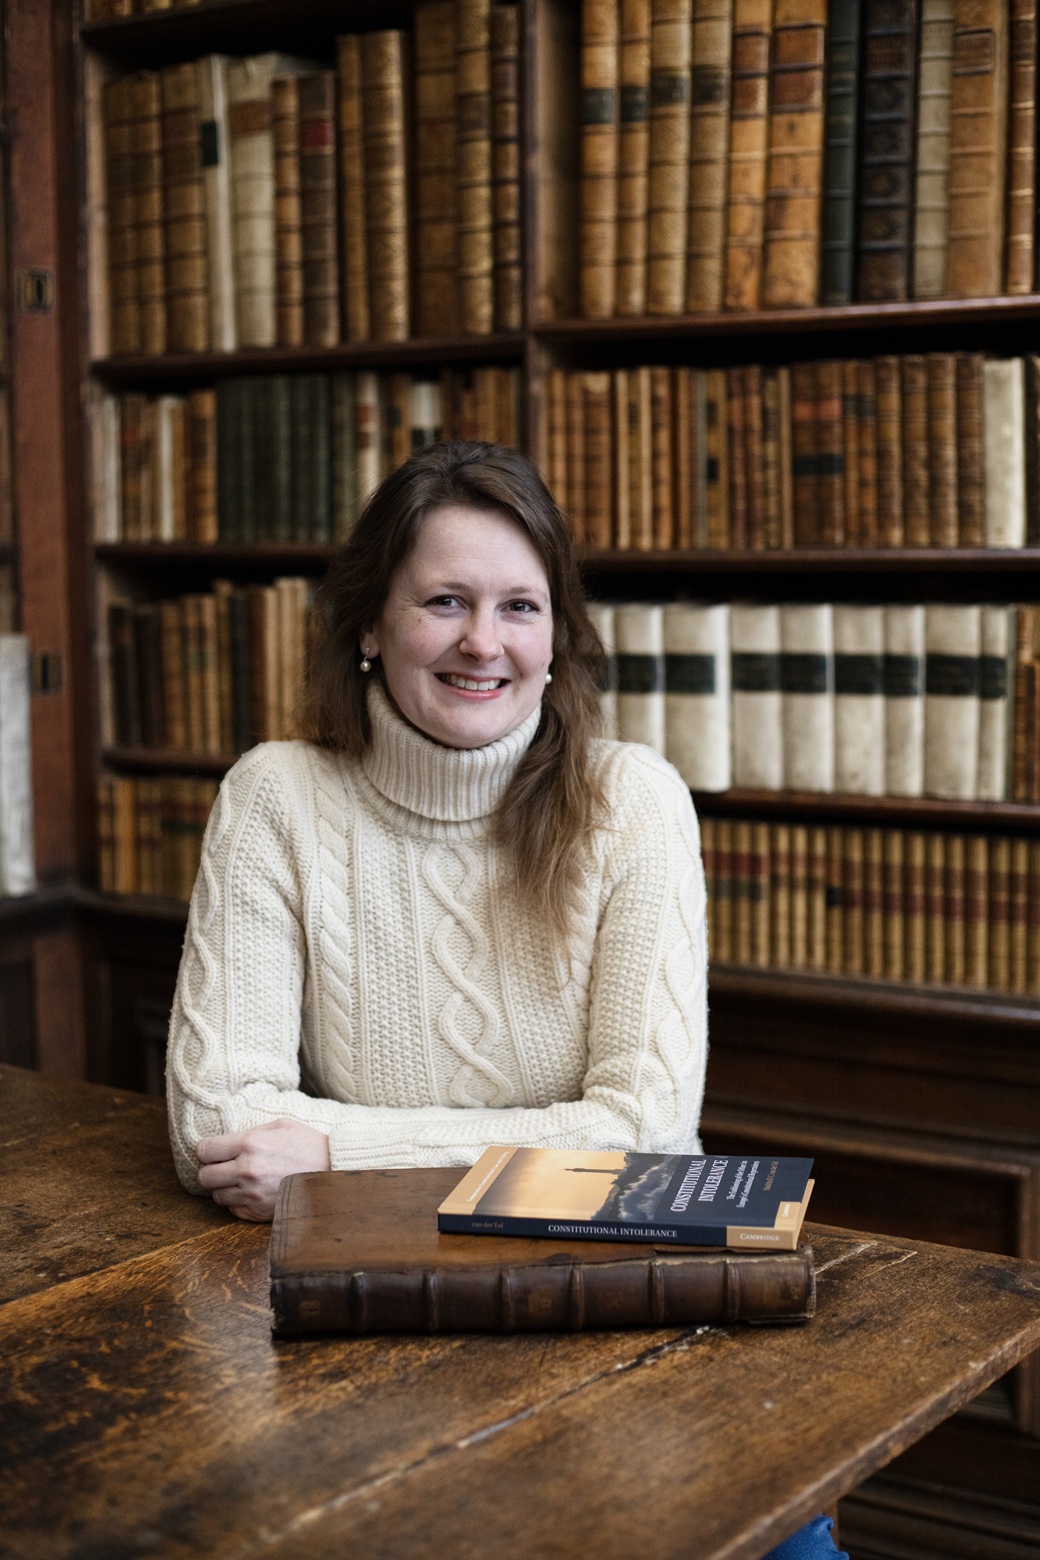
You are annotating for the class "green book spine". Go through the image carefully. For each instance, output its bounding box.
[820,0,862,304]
[238,377,257,543]
[271,376,292,542]
[290,376,309,542]
[228,586,253,753]
[251,378,276,542]
[331,373,358,541]
[310,374,332,542]
[216,378,241,542]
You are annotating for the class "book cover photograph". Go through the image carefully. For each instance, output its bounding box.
[437,1147,814,1250]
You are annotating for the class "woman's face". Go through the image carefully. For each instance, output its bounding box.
[366,503,554,749]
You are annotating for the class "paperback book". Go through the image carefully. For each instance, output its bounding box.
[437,1147,814,1251]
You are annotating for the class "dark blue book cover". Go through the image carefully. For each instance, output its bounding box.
[438,1148,814,1250]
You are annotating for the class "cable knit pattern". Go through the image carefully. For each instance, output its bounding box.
[166,684,708,1191]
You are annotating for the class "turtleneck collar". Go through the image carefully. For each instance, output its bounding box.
[360,680,543,822]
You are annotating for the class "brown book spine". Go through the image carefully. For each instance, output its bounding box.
[685,0,734,312]
[842,827,865,975]
[160,62,209,353]
[414,0,459,337]
[761,0,827,309]
[671,366,692,547]
[926,352,958,546]
[925,831,946,982]
[704,366,730,546]
[130,70,167,354]
[187,388,217,544]
[1026,355,1040,546]
[777,363,794,545]
[566,372,587,541]
[864,828,885,978]
[724,0,772,310]
[97,779,116,893]
[900,354,930,547]
[456,0,494,334]
[905,830,927,981]
[855,357,879,546]
[883,828,905,979]
[337,37,370,342]
[874,355,904,546]
[647,0,693,314]
[1028,840,1040,992]
[701,815,718,950]
[954,351,985,545]
[617,0,652,314]
[612,369,632,546]
[546,368,569,504]
[583,371,614,547]
[944,831,966,984]
[491,3,523,330]
[807,825,827,968]
[988,834,1011,990]
[272,76,304,348]
[298,71,340,348]
[112,776,138,896]
[213,580,234,756]
[158,600,186,750]
[363,32,412,342]
[713,817,734,962]
[1012,605,1034,800]
[628,364,654,548]
[743,362,766,549]
[581,0,621,318]
[650,364,674,546]
[198,592,221,755]
[789,823,809,967]
[726,365,748,549]
[770,821,792,967]
[733,819,754,962]
[825,826,844,972]
[946,0,1009,298]
[815,358,844,546]
[964,833,989,986]
[761,365,783,548]
[1006,0,1037,294]
[840,359,860,546]
[789,360,817,545]
[750,820,771,965]
[105,75,141,355]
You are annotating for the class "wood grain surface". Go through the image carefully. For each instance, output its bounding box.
[3,1212,1040,1560]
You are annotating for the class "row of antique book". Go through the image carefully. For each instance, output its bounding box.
[92,368,521,544]
[703,816,1040,995]
[549,354,1036,551]
[580,0,1033,318]
[105,579,313,754]
[98,775,220,901]
[0,635,34,898]
[589,600,1029,801]
[98,10,520,356]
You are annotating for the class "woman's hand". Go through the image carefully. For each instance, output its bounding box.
[195,1118,331,1222]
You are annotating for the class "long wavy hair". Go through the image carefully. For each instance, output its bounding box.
[299,441,607,941]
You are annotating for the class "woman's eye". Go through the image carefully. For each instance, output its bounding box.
[427,596,461,609]
[507,600,538,614]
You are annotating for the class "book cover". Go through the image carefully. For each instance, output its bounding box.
[0,635,36,897]
[160,62,209,353]
[884,602,925,796]
[615,600,666,753]
[270,1166,817,1334]
[833,603,885,795]
[490,1,522,330]
[647,0,693,314]
[946,0,1008,298]
[438,1147,815,1249]
[414,0,459,336]
[982,358,1026,547]
[336,35,370,342]
[731,601,783,788]
[911,0,954,299]
[663,600,731,790]
[924,602,981,798]
[456,1,494,334]
[723,0,772,311]
[197,55,237,353]
[761,0,827,308]
[780,602,834,792]
[855,0,918,303]
[364,30,413,341]
[685,0,734,313]
[580,0,621,318]
[617,0,652,314]
[1005,0,1036,294]
[298,71,340,348]
[820,0,861,304]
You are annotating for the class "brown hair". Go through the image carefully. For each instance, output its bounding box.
[300,441,606,941]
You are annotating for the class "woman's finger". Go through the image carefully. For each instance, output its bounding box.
[197,1160,242,1192]
[196,1133,247,1164]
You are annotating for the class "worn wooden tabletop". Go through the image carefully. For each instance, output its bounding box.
[3,1063,1040,1560]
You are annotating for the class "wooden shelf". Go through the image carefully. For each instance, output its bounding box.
[82,0,413,67]
[708,963,1040,1029]
[692,789,1040,831]
[581,547,1040,574]
[91,333,524,387]
[80,887,190,922]
[104,747,236,777]
[96,541,333,567]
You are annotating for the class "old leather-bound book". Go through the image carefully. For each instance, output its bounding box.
[270,1168,817,1335]
[912,0,954,300]
[855,0,918,303]
[129,69,168,354]
[819,0,861,305]
[1005,0,1036,294]
[946,0,1008,298]
[298,70,340,348]
[336,37,370,341]
[617,0,652,314]
[900,354,930,547]
[159,63,209,353]
[761,0,827,308]
[363,31,412,342]
[580,0,621,318]
[647,0,693,313]
[272,76,304,347]
[490,2,522,330]
[414,0,458,337]
[723,0,772,310]
[456,0,494,334]
[685,0,733,312]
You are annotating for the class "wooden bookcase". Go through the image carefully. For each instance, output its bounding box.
[13,0,1038,1551]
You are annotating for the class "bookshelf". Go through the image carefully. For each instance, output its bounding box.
[39,0,1040,1551]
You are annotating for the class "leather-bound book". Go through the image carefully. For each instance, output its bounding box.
[1011,606,1034,801]
[119,393,144,541]
[1006,0,1036,294]
[884,602,925,796]
[197,55,237,353]
[617,0,652,314]
[924,832,946,982]
[414,1,458,337]
[900,355,930,547]
[842,827,866,974]
[271,1169,816,1335]
[580,0,621,319]
[954,350,984,545]
[942,831,965,983]
[704,367,730,545]
[714,818,734,961]
[777,363,794,544]
[820,0,861,304]
[583,371,614,547]
[855,0,918,303]
[272,75,303,348]
[751,820,771,965]
[904,830,927,981]
[160,63,209,352]
[685,0,734,313]
[882,829,905,979]
[769,821,792,968]
[647,0,693,314]
[824,827,844,971]
[840,360,860,544]
[456,0,494,334]
[664,601,732,789]
[744,362,766,548]
[924,602,981,799]
[807,825,828,968]
[611,369,631,546]
[1026,356,1040,546]
[129,70,168,354]
[1009,836,1029,992]
[650,364,674,546]
[723,0,772,311]
[964,834,988,987]
[946,0,1008,298]
[364,31,412,341]
[833,603,886,794]
[491,2,522,330]
[298,71,340,348]
[761,0,827,309]
[615,600,666,752]
[331,374,359,539]
[336,37,370,342]
[864,827,885,977]
[977,604,1012,801]
[988,835,1011,990]
[926,352,957,546]
[789,360,818,545]
[874,355,904,546]
[780,601,835,791]
[815,358,844,546]
[671,366,693,546]
[912,0,954,299]
[104,76,140,355]
[159,600,187,751]
[730,601,783,787]
[1029,841,1040,992]
[108,600,141,747]
[733,819,755,961]
[212,581,234,756]
[789,824,809,966]
[628,364,654,547]
[546,368,568,508]
[566,372,587,541]
[982,357,1026,546]
[726,365,748,548]
[761,365,783,547]
[855,357,879,546]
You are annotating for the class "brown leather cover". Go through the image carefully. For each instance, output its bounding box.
[270,1168,817,1335]
[900,354,930,547]
[272,76,304,348]
[298,70,340,348]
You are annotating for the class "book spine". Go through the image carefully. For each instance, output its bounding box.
[456,1,494,334]
[685,0,733,313]
[1006,0,1036,294]
[364,32,412,342]
[833,603,886,794]
[982,358,1026,546]
[912,0,954,299]
[130,70,168,353]
[819,0,861,305]
[924,602,981,798]
[581,0,621,318]
[583,371,614,546]
[650,363,673,546]
[337,36,370,342]
[977,604,1012,801]
[946,0,1009,297]
[780,601,835,791]
[733,818,754,962]
[617,0,652,314]
[615,601,666,752]
[714,817,735,961]
[726,365,748,547]
[105,76,141,355]
[855,0,917,303]
[663,601,731,789]
[988,834,1011,989]
[587,601,619,737]
[874,354,904,546]
[751,820,771,964]
[272,75,303,348]
[0,638,37,896]
[840,359,860,544]
[647,0,693,314]
[965,833,988,985]
[197,55,237,352]
[744,362,766,549]
[855,357,879,545]
[730,601,783,787]
[1010,836,1029,992]
[723,0,772,311]
[789,360,818,544]
[187,388,217,544]
[160,62,209,352]
[815,358,844,545]
[900,354,930,547]
[761,0,827,308]
[926,351,958,545]
[414,0,459,337]
[298,71,340,348]
[769,821,791,966]
[671,366,692,545]
[843,825,865,973]
[924,831,946,981]
[226,57,278,348]
[704,367,730,545]
[1027,356,1040,546]
[884,602,925,795]
[491,2,523,330]
[954,350,984,544]
[628,365,654,547]
[882,828,905,978]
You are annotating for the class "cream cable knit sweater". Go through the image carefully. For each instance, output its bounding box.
[166,683,708,1193]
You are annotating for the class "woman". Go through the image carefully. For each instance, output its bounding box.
[165,441,844,1560]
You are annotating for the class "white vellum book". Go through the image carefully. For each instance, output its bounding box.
[982,358,1026,547]
[663,603,731,791]
[730,603,783,790]
[977,604,1013,802]
[0,635,36,897]
[780,603,834,792]
[833,604,885,795]
[883,604,925,797]
[924,603,981,799]
[615,603,666,755]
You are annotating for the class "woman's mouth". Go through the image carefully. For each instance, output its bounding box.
[437,673,508,692]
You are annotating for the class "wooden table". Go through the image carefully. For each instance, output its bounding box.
[4,1064,1040,1560]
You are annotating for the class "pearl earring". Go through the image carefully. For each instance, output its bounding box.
[545,671,552,684]
[360,649,372,673]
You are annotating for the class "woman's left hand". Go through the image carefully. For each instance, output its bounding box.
[195,1117,331,1222]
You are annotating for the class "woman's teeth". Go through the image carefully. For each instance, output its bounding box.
[439,674,505,691]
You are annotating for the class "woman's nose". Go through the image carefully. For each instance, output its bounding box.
[459,612,502,660]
